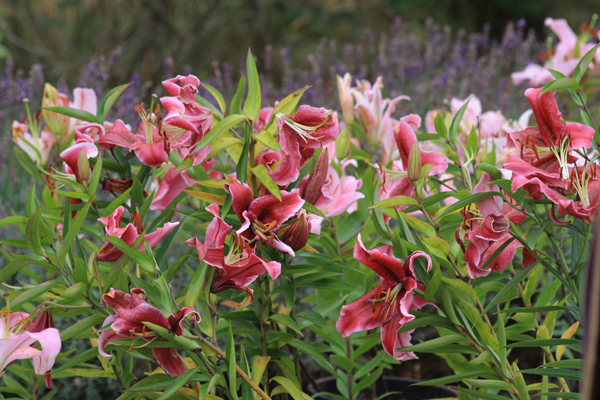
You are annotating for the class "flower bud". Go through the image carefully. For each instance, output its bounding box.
[77,150,90,182]
[26,305,55,332]
[301,148,329,205]
[280,209,309,252]
[42,83,70,136]
[337,73,354,124]
[407,142,422,182]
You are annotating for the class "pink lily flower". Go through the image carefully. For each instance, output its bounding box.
[60,129,98,183]
[512,163,600,224]
[269,105,339,185]
[150,165,197,212]
[0,308,61,388]
[224,177,305,257]
[12,121,56,165]
[186,204,281,304]
[352,77,410,146]
[450,94,482,132]
[98,288,200,377]
[336,73,354,124]
[336,234,433,360]
[460,174,528,278]
[97,206,178,261]
[503,88,595,186]
[253,107,274,132]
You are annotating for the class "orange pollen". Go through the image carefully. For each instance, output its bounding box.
[264,220,277,232]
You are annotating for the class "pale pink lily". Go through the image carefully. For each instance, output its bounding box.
[352,76,410,145]
[0,309,61,388]
[12,121,55,165]
[337,73,354,124]
[60,129,98,183]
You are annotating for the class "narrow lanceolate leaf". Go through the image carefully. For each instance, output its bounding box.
[436,191,502,219]
[196,114,247,150]
[0,255,45,283]
[97,83,131,122]
[183,190,226,205]
[414,371,490,386]
[458,388,507,400]
[434,112,448,138]
[504,338,582,349]
[10,280,64,310]
[201,82,227,115]
[448,98,470,144]
[368,195,418,209]
[156,367,201,400]
[185,262,208,307]
[88,155,102,196]
[557,321,580,361]
[237,127,251,183]
[230,73,246,115]
[105,237,156,273]
[573,44,599,82]
[480,260,537,317]
[59,197,94,266]
[42,107,101,124]
[60,314,107,340]
[262,85,311,132]
[271,377,305,400]
[540,77,580,96]
[424,267,441,302]
[26,206,45,256]
[396,334,465,353]
[226,324,240,400]
[243,49,261,120]
[520,368,582,381]
[142,322,200,351]
[255,129,281,151]
[0,216,29,226]
[251,164,282,201]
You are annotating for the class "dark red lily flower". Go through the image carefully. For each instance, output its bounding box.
[461,173,529,278]
[268,105,339,185]
[336,234,433,361]
[224,177,305,257]
[98,288,200,377]
[186,204,281,305]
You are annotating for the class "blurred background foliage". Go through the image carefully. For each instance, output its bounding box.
[0,0,597,86]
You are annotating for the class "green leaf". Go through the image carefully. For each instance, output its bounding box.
[105,237,156,273]
[271,376,304,400]
[457,388,507,400]
[42,107,101,124]
[156,367,201,400]
[436,191,502,220]
[196,114,246,150]
[88,155,102,196]
[279,337,333,372]
[262,85,310,132]
[142,322,200,351]
[397,334,464,353]
[251,164,282,201]
[97,83,131,122]
[463,379,512,391]
[540,77,580,95]
[476,163,502,180]
[573,45,599,82]
[480,260,537,316]
[255,129,281,151]
[0,215,28,226]
[497,306,572,314]
[0,255,45,283]
[243,49,261,120]
[61,314,106,340]
[26,206,45,256]
[59,198,94,266]
[230,73,246,115]
[185,262,208,307]
[538,393,580,400]
[414,370,489,386]
[520,368,581,381]
[424,267,441,302]
[505,339,582,349]
[368,196,418,209]
[202,82,226,115]
[237,127,251,182]
[296,309,327,328]
[102,188,132,217]
[268,314,302,335]
[10,280,64,310]
[399,211,436,236]
[183,190,226,205]
[302,201,326,218]
[226,324,239,400]
[449,98,470,144]
[434,113,448,138]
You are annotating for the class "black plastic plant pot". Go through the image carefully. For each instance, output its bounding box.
[308,376,458,400]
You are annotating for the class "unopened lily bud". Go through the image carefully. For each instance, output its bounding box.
[336,128,350,160]
[301,148,329,205]
[407,142,422,182]
[26,306,55,332]
[337,73,354,124]
[42,83,70,136]
[77,150,90,181]
[280,210,309,252]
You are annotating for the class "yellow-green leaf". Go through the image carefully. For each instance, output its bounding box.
[184,190,226,205]
[250,165,281,201]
